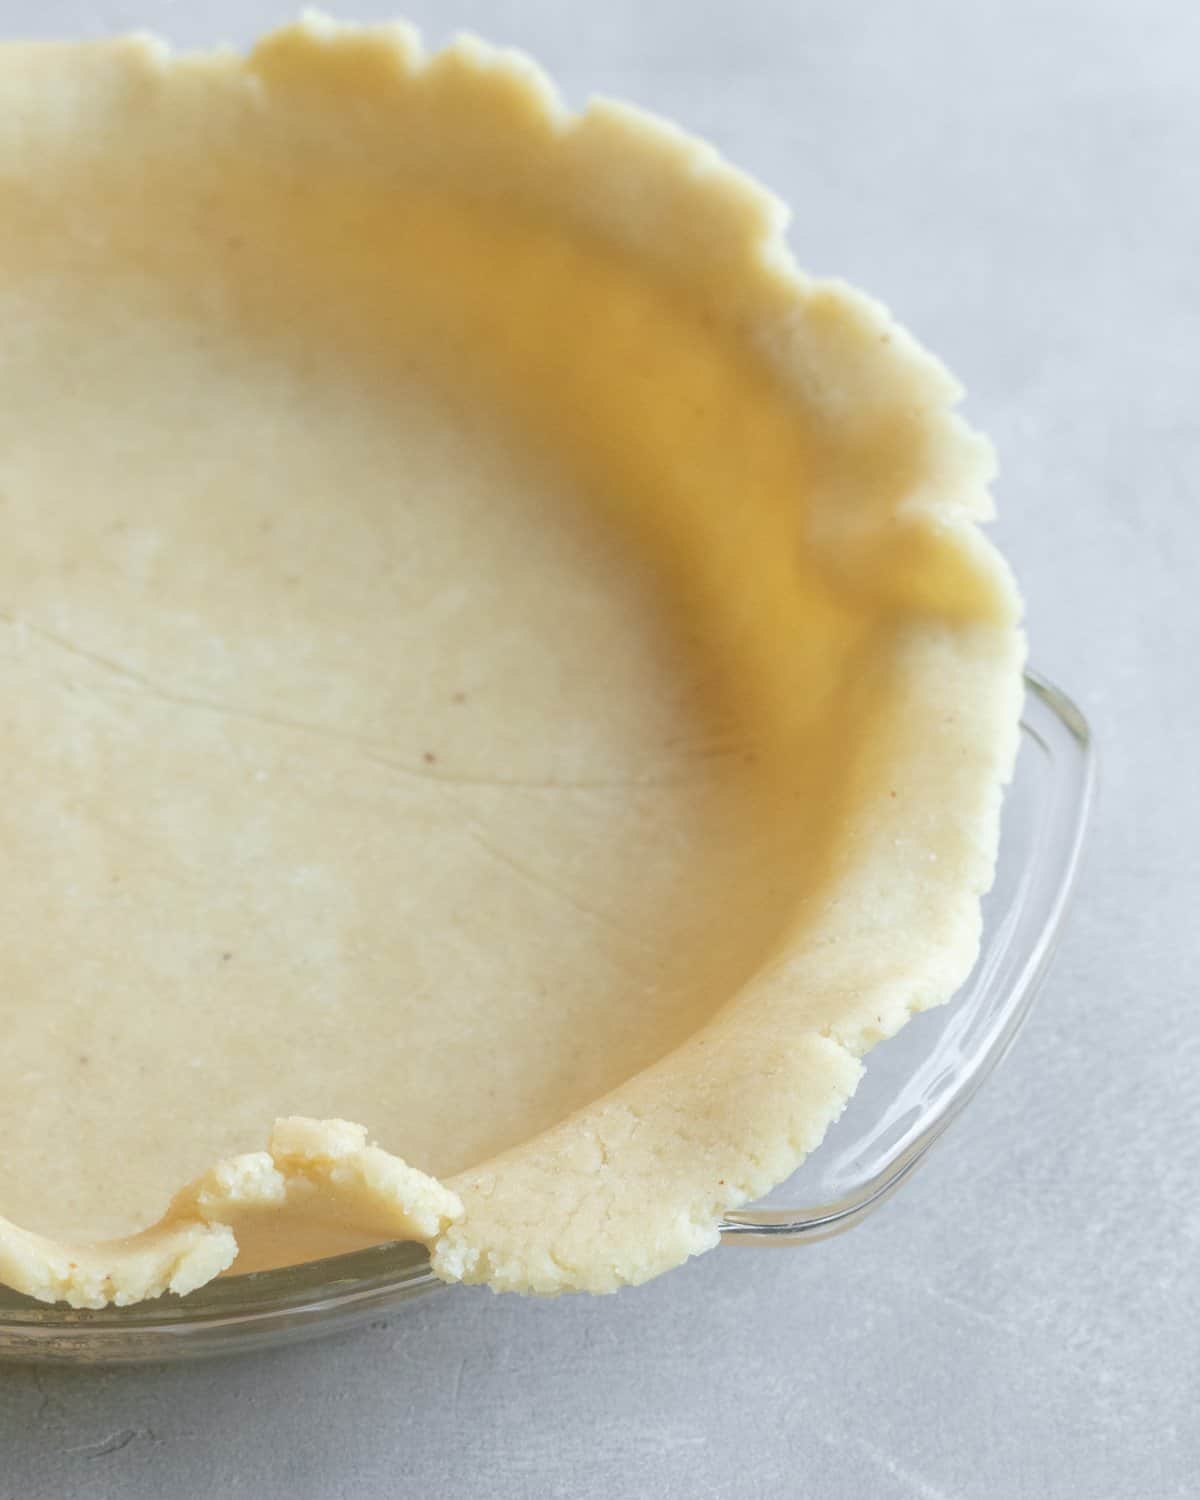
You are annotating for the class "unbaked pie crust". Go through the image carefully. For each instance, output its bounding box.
[0,16,1023,1307]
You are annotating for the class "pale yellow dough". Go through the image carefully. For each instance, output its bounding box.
[0,16,1023,1308]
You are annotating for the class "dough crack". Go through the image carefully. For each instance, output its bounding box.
[0,609,724,794]
[455,817,657,953]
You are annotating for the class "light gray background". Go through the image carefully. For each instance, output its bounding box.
[1,2,1196,1496]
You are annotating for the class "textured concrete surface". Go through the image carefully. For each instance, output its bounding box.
[1,2,1197,1496]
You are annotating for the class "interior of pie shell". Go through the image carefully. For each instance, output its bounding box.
[0,22,1022,1299]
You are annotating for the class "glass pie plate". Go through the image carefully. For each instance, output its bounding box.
[0,670,1093,1364]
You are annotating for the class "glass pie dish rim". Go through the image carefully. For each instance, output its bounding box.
[0,667,1094,1364]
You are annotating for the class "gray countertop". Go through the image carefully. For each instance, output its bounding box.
[2,2,1197,1496]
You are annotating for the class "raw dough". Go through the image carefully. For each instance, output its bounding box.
[0,16,1023,1308]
